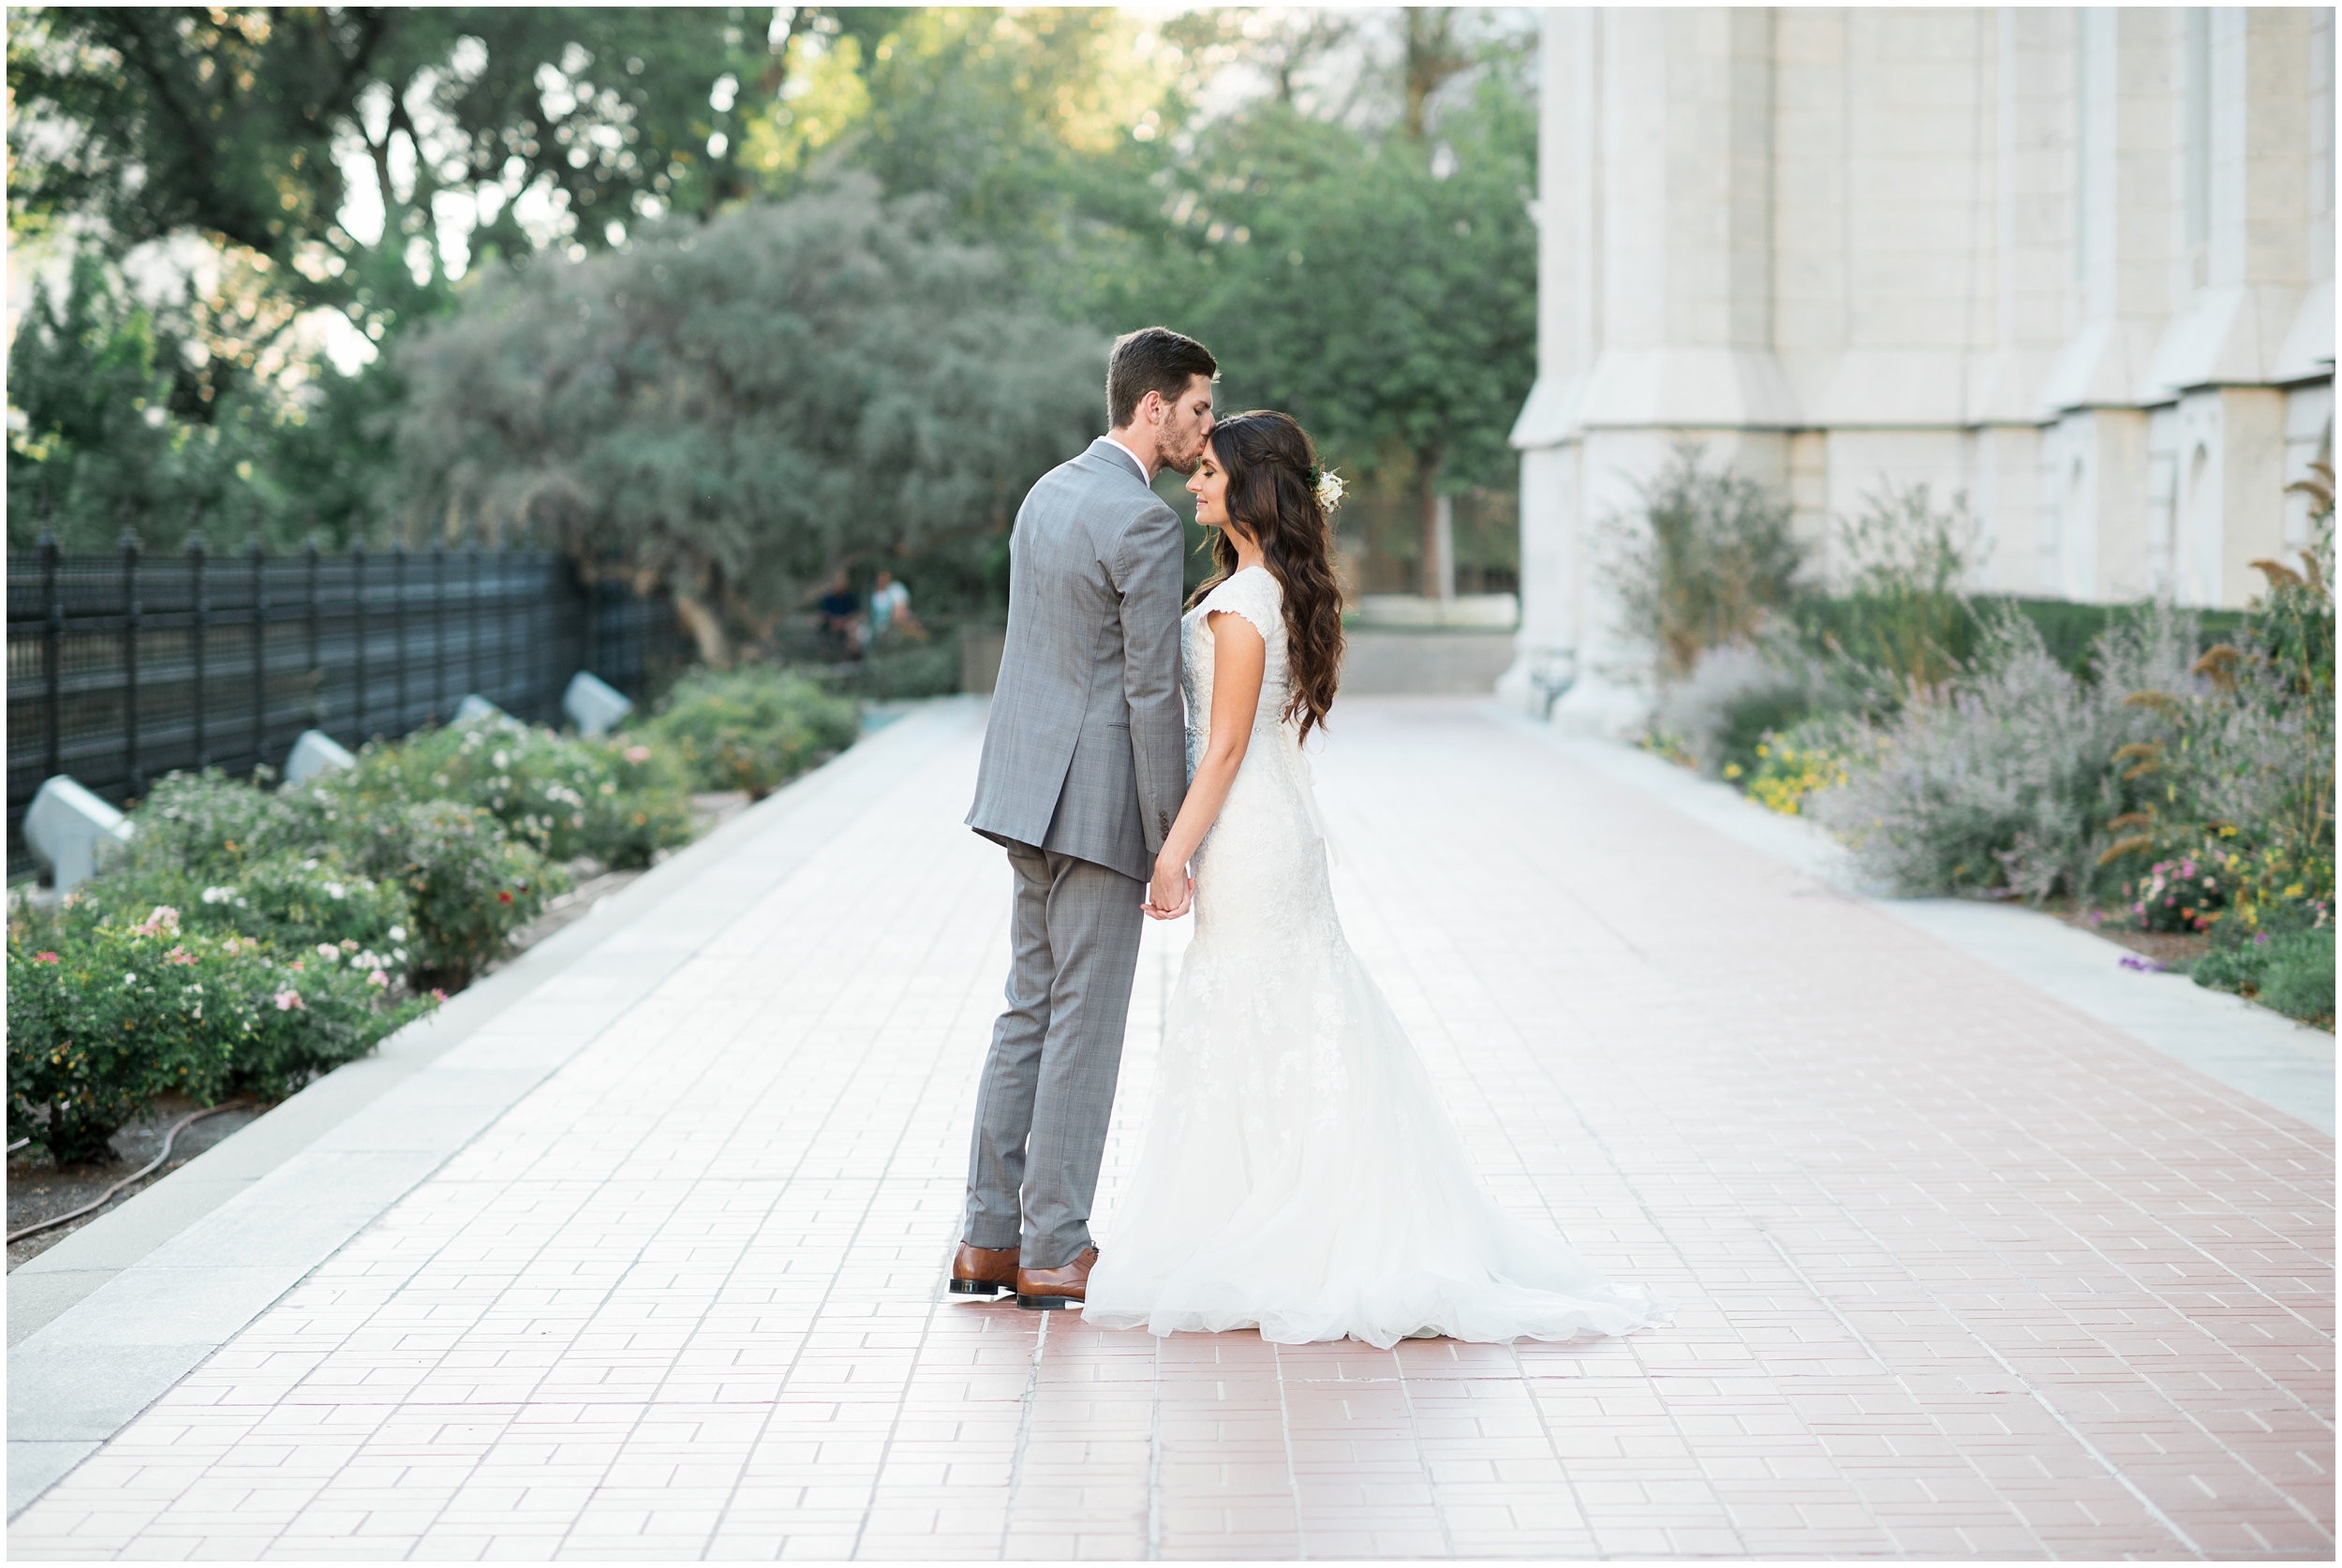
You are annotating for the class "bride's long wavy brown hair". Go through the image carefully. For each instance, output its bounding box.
[1187,410,1346,743]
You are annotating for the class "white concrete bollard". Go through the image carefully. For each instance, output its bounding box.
[283,729,357,786]
[563,672,632,737]
[452,694,504,725]
[22,776,135,893]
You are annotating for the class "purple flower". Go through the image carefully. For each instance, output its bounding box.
[2119,954,2166,973]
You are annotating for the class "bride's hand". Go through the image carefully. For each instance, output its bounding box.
[1147,856,1193,920]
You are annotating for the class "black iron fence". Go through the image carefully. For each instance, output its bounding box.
[7,537,690,880]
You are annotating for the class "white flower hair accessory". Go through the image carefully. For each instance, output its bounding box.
[1307,464,1346,514]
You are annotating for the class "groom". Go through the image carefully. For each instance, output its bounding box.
[956,327,1218,1309]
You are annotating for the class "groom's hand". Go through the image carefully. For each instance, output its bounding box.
[1146,857,1193,920]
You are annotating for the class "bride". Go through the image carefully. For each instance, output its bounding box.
[1081,410,1671,1350]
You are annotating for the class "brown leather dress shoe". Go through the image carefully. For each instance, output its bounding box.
[1015,1247,1098,1309]
[949,1242,1018,1296]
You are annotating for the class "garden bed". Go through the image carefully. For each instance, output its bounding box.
[6,789,758,1269]
[2053,908,2213,970]
[1615,450,2332,1037]
[9,671,857,1185]
[7,1094,266,1269]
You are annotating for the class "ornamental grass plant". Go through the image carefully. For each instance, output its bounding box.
[1601,440,1809,687]
[2090,512,2335,941]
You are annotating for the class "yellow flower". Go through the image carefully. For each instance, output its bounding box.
[1723,762,1742,779]
[2285,883,2305,898]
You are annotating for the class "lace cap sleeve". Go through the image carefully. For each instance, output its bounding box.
[1201,569,1282,645]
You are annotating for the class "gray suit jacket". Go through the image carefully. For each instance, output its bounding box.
[967,438,1189,883]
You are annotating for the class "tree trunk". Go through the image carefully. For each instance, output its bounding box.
[1402,8,1467,142]
[672,584,731,669]
[1417,453,1455,600]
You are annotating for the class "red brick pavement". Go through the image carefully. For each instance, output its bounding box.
[8,699,2330,1560]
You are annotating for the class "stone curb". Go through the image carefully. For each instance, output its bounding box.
[6,698,986,1519]
[1492,705,2334,1138]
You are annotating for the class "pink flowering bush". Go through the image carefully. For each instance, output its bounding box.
[2122,851,2233,935]
[7,906,437,1165]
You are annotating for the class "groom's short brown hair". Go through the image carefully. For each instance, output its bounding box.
[1107,327,1217,428]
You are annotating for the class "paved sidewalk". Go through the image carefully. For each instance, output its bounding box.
[9,699,2333,1561]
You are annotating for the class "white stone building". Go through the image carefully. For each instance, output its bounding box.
[1504,7,2335,726]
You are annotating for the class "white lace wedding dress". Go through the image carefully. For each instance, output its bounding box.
[1082,567,1671,1349]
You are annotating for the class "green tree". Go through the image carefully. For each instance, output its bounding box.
[5,242,414,550]
[1152,72,1537,590]
[391,180,1104,664]
[6,249,195,545]
[7,7,800,544]
[7,8,782,302]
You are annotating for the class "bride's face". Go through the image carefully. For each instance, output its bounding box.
[1186,447,1232,531]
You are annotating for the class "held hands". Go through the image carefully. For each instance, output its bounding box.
[1145,852,1193,921]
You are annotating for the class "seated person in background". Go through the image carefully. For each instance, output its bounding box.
[870,570,925,641]
[818,570,864,657]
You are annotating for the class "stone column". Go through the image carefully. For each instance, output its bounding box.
[2143,6,2317,606]
[1504,7,1796,730]
[1501,7,1603,717]
[2032,8,2177,602]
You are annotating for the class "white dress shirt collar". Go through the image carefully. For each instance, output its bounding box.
[1099,435,1152,485]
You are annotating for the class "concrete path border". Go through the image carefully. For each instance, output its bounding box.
[1495,707,2335,1136]
[5,699,985,1519]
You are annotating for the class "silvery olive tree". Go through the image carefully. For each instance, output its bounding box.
[393,178,1104,664]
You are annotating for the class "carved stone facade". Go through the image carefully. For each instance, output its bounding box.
[1505,7,2335,726]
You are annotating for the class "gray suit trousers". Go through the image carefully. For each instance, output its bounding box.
[964,840,1146,1268]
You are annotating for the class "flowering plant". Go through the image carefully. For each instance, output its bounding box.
[77,841,412,961]
[2121,849,2232,935]
[335,714,692,867]
[7,910,437,1164]
[358,799,562,991]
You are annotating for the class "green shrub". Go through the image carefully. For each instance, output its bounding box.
[852,637,961,699]
[336,714,693,868]
[7,905,434,1164]
[2092,522,2333,931]
[117,768,314,880]
[2190,926,2335,1026]
[82,768,557,989]
[344,800,565,992]
[80,846,412,959]
[645,667,862,799]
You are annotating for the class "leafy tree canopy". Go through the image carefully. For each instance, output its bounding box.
[10,7,1539,604]
[390,180,1103,663]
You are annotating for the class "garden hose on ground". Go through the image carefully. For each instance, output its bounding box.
[7,1102,249,1245]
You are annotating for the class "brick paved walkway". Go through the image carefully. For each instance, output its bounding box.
[9,699,2333,1560]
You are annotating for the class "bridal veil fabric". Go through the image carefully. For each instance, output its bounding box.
[1082,568,1671,1349]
